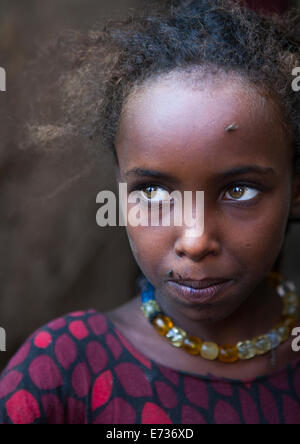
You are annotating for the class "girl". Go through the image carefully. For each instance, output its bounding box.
[1,0,300,424]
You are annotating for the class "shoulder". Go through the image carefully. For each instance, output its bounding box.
[0,309,111,424]
[1,309,109,374]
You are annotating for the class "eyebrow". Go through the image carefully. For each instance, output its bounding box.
[125,165,276,181]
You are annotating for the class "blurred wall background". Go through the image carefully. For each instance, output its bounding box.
[0,0,142,371]
[0,0,299,370]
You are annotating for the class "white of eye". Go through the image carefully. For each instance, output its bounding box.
[225,186,260,201]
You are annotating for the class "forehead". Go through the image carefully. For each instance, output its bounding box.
[115,75,290,177]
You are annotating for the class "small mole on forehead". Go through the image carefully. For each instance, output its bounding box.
[225,122,239,132]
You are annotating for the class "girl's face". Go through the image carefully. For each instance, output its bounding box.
[115,74,300,323]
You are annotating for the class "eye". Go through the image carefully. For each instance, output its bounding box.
[224,184,260,202]
[139,185,171,203]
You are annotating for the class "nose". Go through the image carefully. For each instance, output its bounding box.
[174,205,221,261]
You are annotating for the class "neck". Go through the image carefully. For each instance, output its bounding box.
[154,277,283,345]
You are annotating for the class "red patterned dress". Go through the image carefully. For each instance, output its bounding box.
[0,309,300,424]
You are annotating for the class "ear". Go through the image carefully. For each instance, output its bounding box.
[289,173,300,221]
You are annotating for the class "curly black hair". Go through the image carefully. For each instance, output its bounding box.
[26,0,299,173]
[98,0,300,164]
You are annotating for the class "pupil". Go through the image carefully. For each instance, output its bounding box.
[145,186,156,198]
[230,186,244,198]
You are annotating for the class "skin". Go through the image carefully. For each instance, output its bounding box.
[106,72,300,380]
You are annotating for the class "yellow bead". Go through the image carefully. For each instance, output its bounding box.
[253,335,272,355]
[237,340,256,360]
[279,315,297,331]
[200,342,219,361]
[165,327,187,347]
[183,336,203,355]
[141,300,161,319]
[218,345,239,363]
[282,307,298,318]
[152,315,174,336]
[283,292,299,308]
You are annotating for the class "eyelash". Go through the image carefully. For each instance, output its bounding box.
[129,182,264,205]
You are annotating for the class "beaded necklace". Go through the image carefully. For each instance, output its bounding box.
[140,272,299,364]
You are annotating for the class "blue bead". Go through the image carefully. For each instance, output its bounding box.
[140,277,156,304]
[141,294,154,303]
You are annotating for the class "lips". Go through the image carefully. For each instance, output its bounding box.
[168,277,231,290]
[167,279,233,304]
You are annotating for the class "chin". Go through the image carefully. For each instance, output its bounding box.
[170,290,244,324]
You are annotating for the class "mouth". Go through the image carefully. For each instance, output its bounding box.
[167,278,233,304]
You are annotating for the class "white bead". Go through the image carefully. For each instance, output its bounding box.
[285,281,296,292]
[277,284,286,298]
[267,330,281,349]
[277,281,297,298]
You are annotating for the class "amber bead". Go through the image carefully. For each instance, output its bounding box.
[183,336,203,355]
[200,342,219,361]
[218,345,239,363]
[152,315,174,336]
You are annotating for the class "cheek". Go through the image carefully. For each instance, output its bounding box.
[126,226,170,268]
[225,200,289,269]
